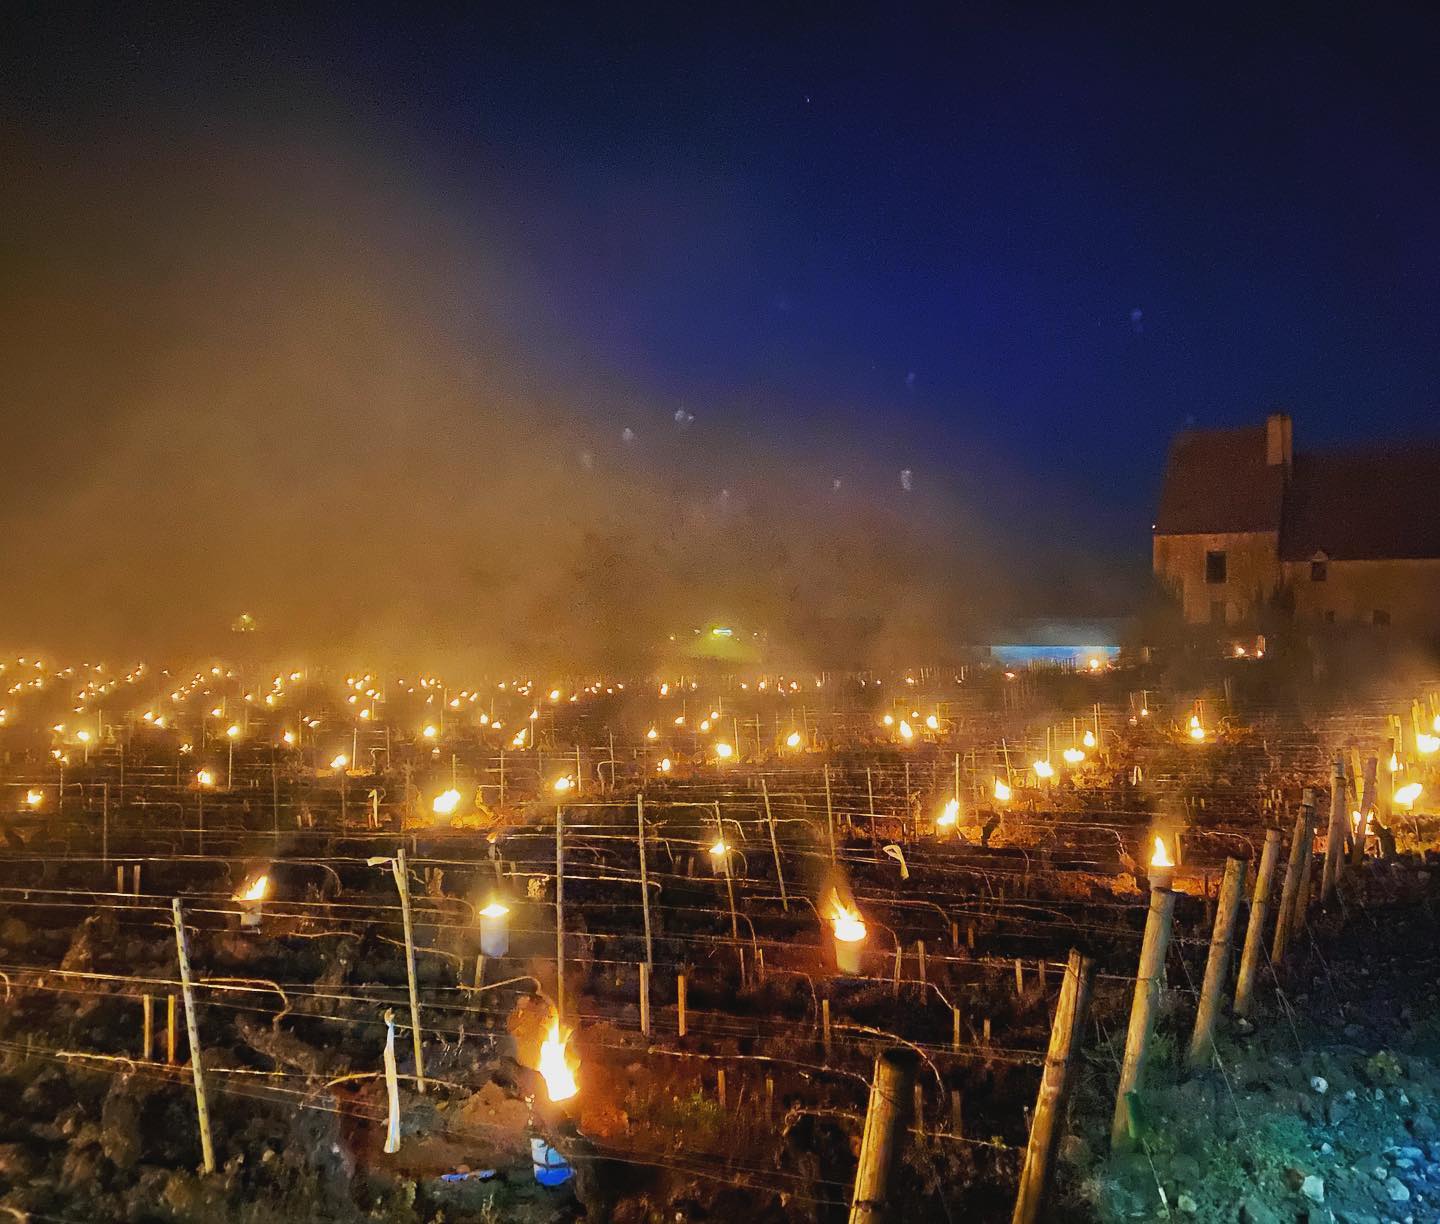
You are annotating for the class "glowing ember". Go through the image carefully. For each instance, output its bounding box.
[432,788,461,816]
[1150,835,1174,869]
[236,874,269,903]
[538,1020,578,1103]
[993,778,1012,802]
[937,797,960,829]
[1394,782,1423,808]
[829,894,867,943]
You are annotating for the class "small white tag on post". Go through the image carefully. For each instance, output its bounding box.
[383,1009,401,1154]
[882,844,910,880]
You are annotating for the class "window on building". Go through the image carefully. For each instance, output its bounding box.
[1310,559,1327,582]
[1205,550,1227,584]
[1373,609,1391,627]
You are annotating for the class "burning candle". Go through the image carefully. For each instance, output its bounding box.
[937,798,960,831]
[993,778,1012,803]
[538,1018,578,1103]
[1148,834,1175,888]
[479,900,509,956]
[1394,782,1423,808]
[432,788,461,819]
[829,893,867,975]
[236,873,269,929]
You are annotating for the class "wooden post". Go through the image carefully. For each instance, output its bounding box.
[554,806,565,1023]
[142,994,154,1061]
[950,1089,963,1136]
[760,779,789,911]
[391,849,426,1093]
[166,995,177,1065]
[171,899,215,1175]
[677,972,687,1037]
[131,864,141,895]
[1321,756,1347,902]
[639,962,651,1037]
[1012,949,1095,1224]
[1270,795,1313,967]
[115,865,125,894]
[848,1049,918,1224]
[1110,888,1176,1151]
[822,997,832,1055]
[1352,756,1377,867]
[823,764,837,864]
[1187,857,1246,1067]
[637,795,653,968]
[1234,829,1282,1017]
[952,1006,961,1051]
[717,1068,727,1110]
[916,940,926,984]
[1014,958,1024,996]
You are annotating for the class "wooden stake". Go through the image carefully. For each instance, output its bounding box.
[1234,829,1282,1017]
[639,962,651,1037]
[166,994,177,1065]
[1352,756,1376,867]
[952,1006,961,1051]
[1015,958,1025,996]
[1110,888,1176,1151]
[171,899,215,1175]
[1187,857,1246,1067]
[822,997,832,1055]
[142,994,154,1061]
[916,940,926,984]
[677,972,687,1037]
[823,764,836,864]
[1012,949,1095,1224]
[391,849,426,1093]
[1321,756,1347,902]
[950,1088,963,1136]
[1270,796,1314,967]
[760,779,789,911]
[848,1049,918,1224]
[637,795,653,968]
[717,1068,727,1110]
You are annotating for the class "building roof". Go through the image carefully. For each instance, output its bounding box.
[1154,425,1285,535]
[1281,446,1440,561]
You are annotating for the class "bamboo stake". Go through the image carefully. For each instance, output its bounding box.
[142,994,153,1061]
[823,764,837,864]
[822,997,832,1055]
[639,962,651,1037]
[1012,949,1094,1224]
[677,972,687,1037]
[1187,857,1246,1067]
[166,995,177,1065]
[1110,888,1176,1151]
[1233,828,1281,1017]
[760,779,789,911]
[171,899,215,1175]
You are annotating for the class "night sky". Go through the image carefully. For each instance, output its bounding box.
[5,4,1440,654]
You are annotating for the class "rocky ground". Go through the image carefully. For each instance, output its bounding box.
[1062,860,1440,1223]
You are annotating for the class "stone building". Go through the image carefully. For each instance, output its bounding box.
[1152,413,1440,634]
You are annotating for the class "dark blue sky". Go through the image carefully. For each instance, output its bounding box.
[8,2,1440,615]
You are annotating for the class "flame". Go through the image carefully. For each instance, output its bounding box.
[432,788,461,816]
[24,789,42,808]
[1062,747,1085,765]
[422,724,438,739]
[925,714,939,731]
[708,839,728,857]
[196,769,215,786]
[646,727,659,740]
[330,754,348,770]
[1033,759,1055,779]
[1150,835,1174,869]
[1394,782,1423,808]
[479,901,508,918]
[897,720,915,741]
[1417,734,1439,756]
[993,778,1012,802]
[1188,723,1206,741]
[553,776,573,793]
[829,894,867,944]
[881,713,894,727]
[714,742,734,760]
[237,874,269,903]
[1082,729,1096,748]
[937,797,960,829]
[1388,753,1399,772]
[538,1019,578,1103]
[785,730,802,748]
[657,757,672,773]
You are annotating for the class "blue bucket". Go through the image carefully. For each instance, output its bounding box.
[530,1137,573,1187]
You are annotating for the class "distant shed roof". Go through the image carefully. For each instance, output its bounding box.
[1154,426,1285,535]
[1281,446,1440,561]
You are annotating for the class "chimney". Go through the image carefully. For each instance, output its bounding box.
[1265,412,1292,470]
